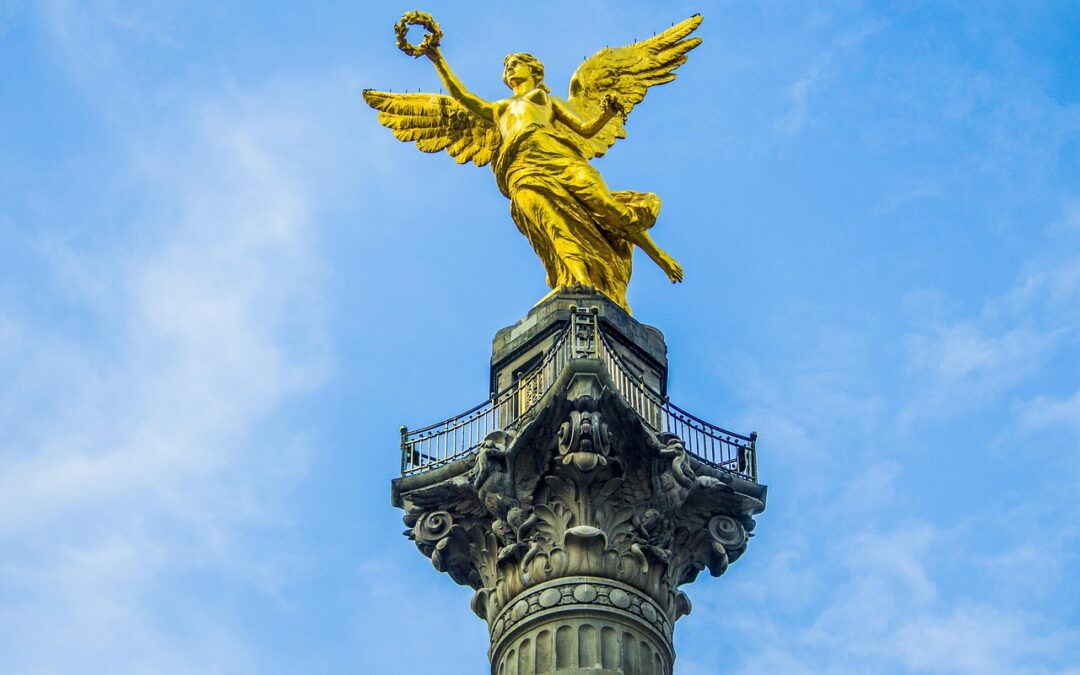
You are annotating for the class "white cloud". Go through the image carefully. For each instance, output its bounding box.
[686,517,1079,675]
[773,20,882,138]
[906,323,1060,383]
[4,3,1078,674]
[901,251,1080,422]
[891,606,1080,675]
[775,60,826,137]
[808,524,938,643]
[826,460,901,517]
[0,14,368,670]
[995,255,1080,321]
[1019,389,1080,434]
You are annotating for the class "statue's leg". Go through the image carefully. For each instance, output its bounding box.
[562,163,640,231]
[627,230,684,283]
[561,163,681,283]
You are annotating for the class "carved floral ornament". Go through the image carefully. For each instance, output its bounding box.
[399,389,762,629]
[556,395,610,471]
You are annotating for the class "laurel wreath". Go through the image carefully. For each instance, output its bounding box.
[395,11,442,58]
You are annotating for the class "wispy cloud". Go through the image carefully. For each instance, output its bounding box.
[1019,389,1080,434]
[0,8,368,672]
[905,323,1063,402]
[4,3,1080,674]
[900,247,1080,424]
[773,20,882,138]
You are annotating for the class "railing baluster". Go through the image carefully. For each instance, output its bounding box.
[398,321,757,482]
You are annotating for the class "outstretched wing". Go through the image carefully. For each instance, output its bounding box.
[559,14,703,158]
[362,90,501,166]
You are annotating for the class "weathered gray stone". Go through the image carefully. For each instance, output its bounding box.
[392,289,767,674]
[490,285,668,397]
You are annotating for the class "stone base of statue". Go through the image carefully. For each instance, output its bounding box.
[392,286,767,674]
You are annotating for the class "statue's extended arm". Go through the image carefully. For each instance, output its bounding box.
[553,95,624,139]
[427,48,496,124]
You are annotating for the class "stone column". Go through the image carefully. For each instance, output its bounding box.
[392,288,766,674]
[490,576,671,674]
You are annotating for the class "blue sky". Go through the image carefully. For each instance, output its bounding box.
[1,1,1079,673]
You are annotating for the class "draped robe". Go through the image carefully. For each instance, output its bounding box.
[491,90,660,312]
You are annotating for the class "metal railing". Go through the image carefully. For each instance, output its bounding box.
[400,321,575,476]
[399,307,758,481]
[596,330,757,481]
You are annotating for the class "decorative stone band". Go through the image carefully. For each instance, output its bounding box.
[490,576,674,675]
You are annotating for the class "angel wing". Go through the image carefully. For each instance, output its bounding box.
[556,14,703,158]
[362,90,501,166]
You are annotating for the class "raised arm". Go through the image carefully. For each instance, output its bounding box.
[427,48,496,124]
[552,94,623,139]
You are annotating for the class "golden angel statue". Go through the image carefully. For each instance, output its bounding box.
[364,12,703,312]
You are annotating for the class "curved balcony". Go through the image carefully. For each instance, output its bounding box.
[399,311,758,482]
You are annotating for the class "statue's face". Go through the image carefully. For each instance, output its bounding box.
[504,60,536,89]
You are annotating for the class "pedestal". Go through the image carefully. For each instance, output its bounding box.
[392,287,766,674]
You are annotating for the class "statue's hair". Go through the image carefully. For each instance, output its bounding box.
[503,53,550,92]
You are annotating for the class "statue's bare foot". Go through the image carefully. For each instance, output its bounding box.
[658,252,684,283]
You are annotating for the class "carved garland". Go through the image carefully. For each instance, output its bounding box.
[489,578,673,646]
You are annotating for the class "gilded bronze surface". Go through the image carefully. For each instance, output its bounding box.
[364,12,703,312]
